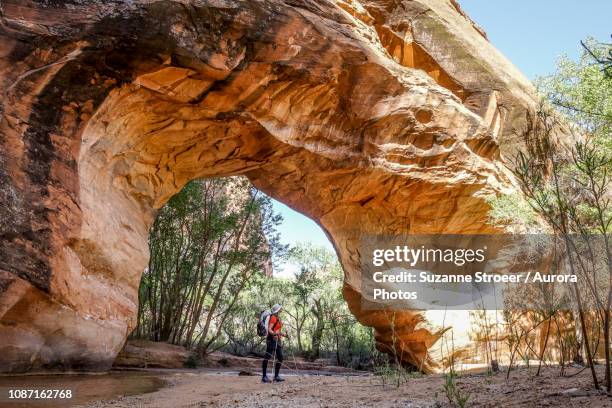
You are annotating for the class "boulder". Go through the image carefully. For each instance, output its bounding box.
[114,340,195,369]
[0,0,542,373]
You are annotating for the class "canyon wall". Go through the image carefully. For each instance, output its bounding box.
[1,0,538,373]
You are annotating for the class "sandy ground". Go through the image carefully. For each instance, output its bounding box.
[1,366,610,407]
[72,365,612,408]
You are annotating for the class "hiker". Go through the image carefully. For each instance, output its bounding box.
[261,303,286,383]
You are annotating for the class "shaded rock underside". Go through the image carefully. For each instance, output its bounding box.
[0,0,539,373]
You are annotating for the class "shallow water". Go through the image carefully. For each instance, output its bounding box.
[0,368,368,407]
[0,370,166,407]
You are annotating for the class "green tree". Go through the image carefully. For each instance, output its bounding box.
[204,241,378,368]
[490,36,611,390]
[536,37,612,144]
[287,243,339,359]
[134,177,285,354]
[222,275,292,356]
[581,36,612,79]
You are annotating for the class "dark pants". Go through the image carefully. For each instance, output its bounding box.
[262,335,283,378]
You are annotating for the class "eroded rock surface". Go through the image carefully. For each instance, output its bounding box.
[114,340,196,369]
[1,0,537,373]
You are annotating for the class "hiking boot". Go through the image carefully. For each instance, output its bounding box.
[262,376,271,383]
[273,376,285,382]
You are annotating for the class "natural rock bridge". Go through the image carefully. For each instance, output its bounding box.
[1,0,537,373]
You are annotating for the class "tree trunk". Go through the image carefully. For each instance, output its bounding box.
[309,300,324,361]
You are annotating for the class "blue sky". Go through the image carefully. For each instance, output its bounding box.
[271,1,612,272]
[460,0,612,79]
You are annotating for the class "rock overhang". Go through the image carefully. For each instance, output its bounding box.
[0,0,544,373]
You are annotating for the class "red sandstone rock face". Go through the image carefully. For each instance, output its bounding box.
[0,0,539,373]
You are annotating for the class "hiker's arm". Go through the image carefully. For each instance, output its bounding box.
[270,322,281,335]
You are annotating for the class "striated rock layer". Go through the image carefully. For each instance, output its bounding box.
[0,0,537,373]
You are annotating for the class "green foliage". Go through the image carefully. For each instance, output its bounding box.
[134,176,286,351]
[285,243,344,360]
[496,35,612,391]
[536,37,612,142]
[135,179,377,368]
[373,358,412,388]
[183,353,200,368]
[491,35,612,243]
[443,370,470,408]
[486,193,538,230]
[226,242,376,368]
[221,275,293,356]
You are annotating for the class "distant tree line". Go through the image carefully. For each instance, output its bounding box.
[133,177,283,352]
[225,243,376,368]
[132,176,377,368]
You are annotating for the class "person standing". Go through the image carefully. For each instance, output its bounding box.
[262,304,285,383]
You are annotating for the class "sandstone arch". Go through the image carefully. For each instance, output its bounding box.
[1,0,536,373]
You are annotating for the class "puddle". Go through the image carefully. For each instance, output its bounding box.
[0,371,166,407]
[0,368,369,407]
